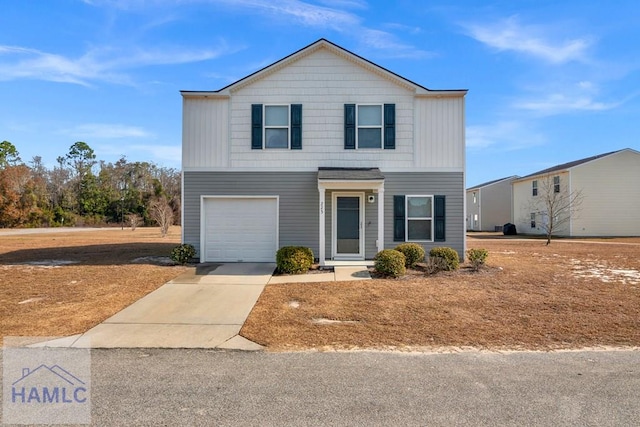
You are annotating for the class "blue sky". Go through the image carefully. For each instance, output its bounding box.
[1,0,638,186]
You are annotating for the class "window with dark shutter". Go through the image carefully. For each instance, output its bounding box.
[393,195,405,241]
[251,104,263,149]
[384,104,395,149]
[434,195,445,242]
[291,104,302,149]
[344,104,356,149]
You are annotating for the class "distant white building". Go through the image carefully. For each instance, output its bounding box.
[466,176,519,231]
[512,148,640,237]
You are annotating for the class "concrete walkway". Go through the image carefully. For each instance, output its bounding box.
[31,263,371,351]
[34,263,276,351]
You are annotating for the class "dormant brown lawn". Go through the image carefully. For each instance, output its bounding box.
[241,236,640,351]
[0,227,188,344]
[2,229,639,352]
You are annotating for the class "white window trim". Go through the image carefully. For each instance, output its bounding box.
[405,195,434,242]
[553,175,560,193]
[264,104,290,149]
[532,180,538,196]
[331,192,365,260]
[356,103,383,150]
[530,212,536,229]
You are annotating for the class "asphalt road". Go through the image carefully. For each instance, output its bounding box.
[86,349,639,426]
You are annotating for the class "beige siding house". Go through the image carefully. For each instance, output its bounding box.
[512,148,640,237]
[466,176,518,231]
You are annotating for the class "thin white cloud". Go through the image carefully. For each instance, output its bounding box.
[86,0,429,58]
[467,121,546,151]
[62,123,153,139]
[462,16,591,64]
[129,144,182,167]
[0,43,233,86]
[515,94,620,115]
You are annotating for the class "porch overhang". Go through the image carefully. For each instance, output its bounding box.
[317,168,385,266]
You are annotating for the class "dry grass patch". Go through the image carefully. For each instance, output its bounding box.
[0,227,188,344]
[241,237,640,351]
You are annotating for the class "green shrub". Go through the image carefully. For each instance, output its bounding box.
[467,248,489,271]
[170,244,196,265]
[276,246,314,274]
[394,243,426,268]
[429,247,460,271]
[373,249,406,278]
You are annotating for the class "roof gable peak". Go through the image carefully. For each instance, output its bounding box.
[181,38,467,98]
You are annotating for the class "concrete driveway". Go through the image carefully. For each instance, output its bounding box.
[37,263,275,350]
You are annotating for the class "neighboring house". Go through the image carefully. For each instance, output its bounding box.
[181,39,467,265]
[466,176,518,232]
[512,148,640,237]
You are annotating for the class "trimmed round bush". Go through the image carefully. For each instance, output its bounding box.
[276,246,314,274]
[429,247,460,271]
[170,243,196,265]
[394,243,426,268]
[467,248,489,271]
[373,249,406,278]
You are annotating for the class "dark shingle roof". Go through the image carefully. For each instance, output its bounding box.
[467,175,519,191]
[318,167,384,180]
[518,150,623,180]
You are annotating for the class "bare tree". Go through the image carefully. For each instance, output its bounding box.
[525,174,584,245]
[125,213,142,231]
[148,197,173,237]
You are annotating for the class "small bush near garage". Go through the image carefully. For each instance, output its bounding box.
[467,248,489,271]
[429,247,459,271]
[276,246,314,274]
[170,244,196,265]
[394,243,425,268]
[374,249,406,278]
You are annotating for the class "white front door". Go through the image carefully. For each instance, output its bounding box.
[332,192,364,260]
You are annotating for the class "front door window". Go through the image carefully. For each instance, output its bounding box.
[336,196,360,254]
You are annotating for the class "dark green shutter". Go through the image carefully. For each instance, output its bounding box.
[393,195,405,241]
[344,104,356,149]
[384,104,395,149]
[251,104,263,150]
[290,104,302,150]
[434,195,445,242]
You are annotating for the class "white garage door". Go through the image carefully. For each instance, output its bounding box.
[203,197,278,262]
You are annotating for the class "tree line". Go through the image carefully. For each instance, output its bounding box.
[0,140,180,232]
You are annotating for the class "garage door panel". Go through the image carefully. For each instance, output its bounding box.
[203,197,278,262]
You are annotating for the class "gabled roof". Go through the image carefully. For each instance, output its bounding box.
[515,148,638,181]
[181,38,467,98]
[467,175,519,191]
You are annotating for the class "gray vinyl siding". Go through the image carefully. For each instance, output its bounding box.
[184,172,318,258]
[383,172,464,259]
[184,171,464,261]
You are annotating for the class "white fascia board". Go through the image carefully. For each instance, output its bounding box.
[318,179,384,191]
[180,91,229,99]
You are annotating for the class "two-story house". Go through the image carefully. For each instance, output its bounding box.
[466,176,519,232]
[512,148,640,237]
[181,39,467,265]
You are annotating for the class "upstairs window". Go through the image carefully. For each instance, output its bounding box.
[553,176,560,193]
[264,105,289,148]
[344,104,395,149]
[532,180,538,196]
[357,105,382,148]
[251,104,302,150]
[473,192,477,204]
